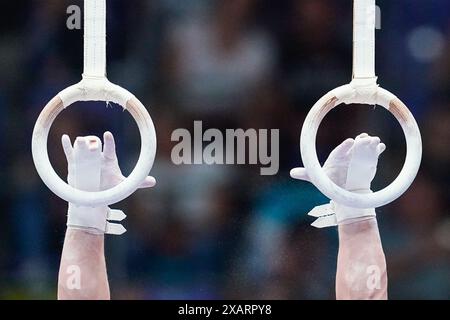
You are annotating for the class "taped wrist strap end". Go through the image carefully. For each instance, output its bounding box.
[67,207,127,236]
[308,203,337,228]
[105,209,127,235]
[308,202,376,229]
[105,222,126,235]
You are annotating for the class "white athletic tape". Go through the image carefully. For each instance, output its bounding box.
[59,77,134,107]
[67,205,108,233]
[308,201,376,228]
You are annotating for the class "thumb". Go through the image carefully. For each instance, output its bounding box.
[290,168,310,182]
[61,134,75,185]
[138,176,157,189]
[61,134,73,161]
[103,131,117,160]
[377,143,386,156]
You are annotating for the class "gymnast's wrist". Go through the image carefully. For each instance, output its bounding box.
[333,189,376,225]
[67,203,109,235]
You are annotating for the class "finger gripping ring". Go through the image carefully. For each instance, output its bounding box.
[300,84,422,209]
[32,78,157,207]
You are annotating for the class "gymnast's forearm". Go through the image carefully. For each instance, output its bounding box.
[58,228,110,300]
[336,218,388,300]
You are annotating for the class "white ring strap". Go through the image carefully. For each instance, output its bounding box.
[84,0,106,78]
[353,0,376,80]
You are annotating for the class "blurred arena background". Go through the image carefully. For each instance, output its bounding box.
[0,0,449,299]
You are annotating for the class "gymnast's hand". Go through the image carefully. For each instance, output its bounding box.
[290,137,355,187]
[62,131,156,191]
[60,132,155,235]
[291,133,386,227]
[290,133,385,192]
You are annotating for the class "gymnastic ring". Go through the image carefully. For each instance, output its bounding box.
[300,83,422,209]
[32,77,157,207]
